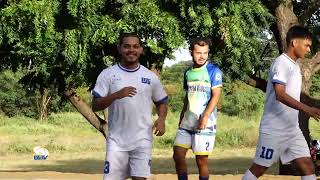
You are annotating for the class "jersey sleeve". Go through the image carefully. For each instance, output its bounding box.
[92,69,110,98]
[270,59,290,85]
[210,68,223,89]
[152,75,168,104]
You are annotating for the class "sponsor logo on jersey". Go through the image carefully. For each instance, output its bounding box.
[141,77,151,84]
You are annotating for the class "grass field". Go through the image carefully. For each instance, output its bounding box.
[0,111,319,179]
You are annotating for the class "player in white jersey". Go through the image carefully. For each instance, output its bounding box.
[92,33,168,180]
[173,37,222,180]
[242,26,320,180]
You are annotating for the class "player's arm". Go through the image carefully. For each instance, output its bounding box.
[274,83,320,121]
[178,93,188,126]
[153,98,168,136]
[92,86,137,112]
[198,87,222,129]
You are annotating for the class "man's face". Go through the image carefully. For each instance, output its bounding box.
[191,44,209,67]
[293,38,312,59]
[118,36,143,64]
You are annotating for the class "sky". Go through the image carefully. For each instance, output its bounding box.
[163,47,192,67]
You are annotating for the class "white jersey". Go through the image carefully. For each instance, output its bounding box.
[93,64,168,150]
[259,53,302,136]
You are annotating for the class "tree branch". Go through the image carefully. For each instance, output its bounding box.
[64,89,108,138]
[299,0,320,23]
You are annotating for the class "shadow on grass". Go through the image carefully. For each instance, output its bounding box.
[0,157,279,175]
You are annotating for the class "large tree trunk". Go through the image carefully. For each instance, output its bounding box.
[64,89,108,138]
[37,89,51,121]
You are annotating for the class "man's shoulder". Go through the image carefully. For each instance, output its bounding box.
[206,62,222,74]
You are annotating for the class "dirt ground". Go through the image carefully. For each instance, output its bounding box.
[0,171,312,180]
[0,171,313,180]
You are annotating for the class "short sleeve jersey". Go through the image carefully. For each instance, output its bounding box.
[180,62,223,132]
[260,54,302,135]
[92,64,168,150]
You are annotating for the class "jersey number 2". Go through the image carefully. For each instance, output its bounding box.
[259,146,274,160]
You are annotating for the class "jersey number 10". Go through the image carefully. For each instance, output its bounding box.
[259,146,274,160]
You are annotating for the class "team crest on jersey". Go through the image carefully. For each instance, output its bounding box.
[215,73,222,81]
[141,77,151,84]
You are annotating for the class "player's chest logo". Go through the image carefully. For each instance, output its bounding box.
[141,77,151,85]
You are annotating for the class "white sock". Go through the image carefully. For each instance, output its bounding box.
[301,174,316,180]
[242,169,257,180]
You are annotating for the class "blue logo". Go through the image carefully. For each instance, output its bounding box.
[33,146,49,160]
[104,161,110,174]
[141,77,151,84]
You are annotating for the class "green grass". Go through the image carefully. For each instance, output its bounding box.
[1,111,319,155]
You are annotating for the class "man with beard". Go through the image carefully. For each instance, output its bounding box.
[173,37,223,180]
[91,32,168,180]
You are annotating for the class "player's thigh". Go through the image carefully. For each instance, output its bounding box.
[253,133,281,167]
[104,150,129,180]
[192,132,215,155]
[129,146,152,178]
[174,128,192,149]
[284,133,314,174]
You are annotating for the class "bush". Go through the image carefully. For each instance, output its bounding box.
[0,70,37,117]
[222,81,264,117]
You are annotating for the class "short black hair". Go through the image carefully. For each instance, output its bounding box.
[119,32,142,46]
[189,37,212,51]
[286,25,312,46]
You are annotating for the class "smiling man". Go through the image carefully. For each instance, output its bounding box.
[91,32,168,180]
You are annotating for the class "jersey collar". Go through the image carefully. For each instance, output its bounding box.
[282,53,297,64]
[118,63,140,72]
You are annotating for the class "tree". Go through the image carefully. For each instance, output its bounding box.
[1,0,319,174]
[0,0,184,126]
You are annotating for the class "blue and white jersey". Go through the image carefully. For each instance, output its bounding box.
[260,53,302,136]
[180,62,223,132]
[92,64,168,150]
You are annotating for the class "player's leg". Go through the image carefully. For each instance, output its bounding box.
[192,131,215,179]
[173,128,192,180]
[284,133,316,179]
[129,143,152,180]
[195,155,209,179]
[242,133,281,179]
[103,150,129,180]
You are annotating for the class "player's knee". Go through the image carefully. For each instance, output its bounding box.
[173,153,186,162]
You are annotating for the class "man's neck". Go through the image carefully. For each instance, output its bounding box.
[284,50,298,62]
[120,61,139,69]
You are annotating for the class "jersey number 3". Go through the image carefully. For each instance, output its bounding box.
[259,146,274,160]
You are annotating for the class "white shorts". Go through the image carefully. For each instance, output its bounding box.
[174,128,216,155]
[253,132,310,167]
[103,139,152,180]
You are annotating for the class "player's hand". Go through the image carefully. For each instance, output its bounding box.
[305,106,320,121]
[197,115,208,130]
[116,86,137,99]
[153,119,165,136]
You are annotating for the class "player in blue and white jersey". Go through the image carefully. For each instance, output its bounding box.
[92,33,168,180]
[242,26,320,180]
[173,37,223,180]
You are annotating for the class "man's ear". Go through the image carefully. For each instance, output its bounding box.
[292,39,298,47]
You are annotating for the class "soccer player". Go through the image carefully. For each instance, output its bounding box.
[91,32,168,180]
[173,37,223,180]
[242,26,320,180]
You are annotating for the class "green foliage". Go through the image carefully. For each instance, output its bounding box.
[0,70,37,117]
[221,81,265,117]
[310,72,320,98]
[161,61,191,112]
